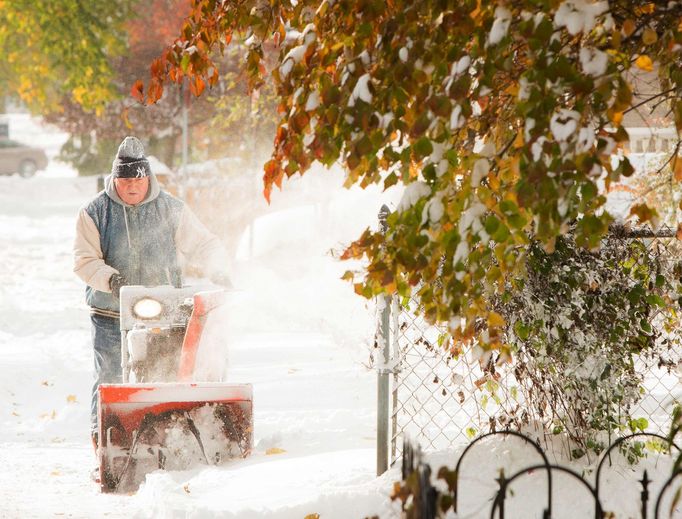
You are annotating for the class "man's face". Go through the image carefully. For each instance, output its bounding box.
[114,177,150,206]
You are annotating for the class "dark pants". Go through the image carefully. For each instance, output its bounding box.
[91,314,122,435]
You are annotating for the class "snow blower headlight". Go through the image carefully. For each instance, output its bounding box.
[133,298,163,319]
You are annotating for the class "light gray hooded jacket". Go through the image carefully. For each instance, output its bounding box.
[73,173,228,316]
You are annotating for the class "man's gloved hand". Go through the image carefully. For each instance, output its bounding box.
[109,273,127,299]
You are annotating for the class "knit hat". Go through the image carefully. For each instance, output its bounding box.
[111,136,151,178]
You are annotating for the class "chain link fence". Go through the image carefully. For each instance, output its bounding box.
[376,223,682,472]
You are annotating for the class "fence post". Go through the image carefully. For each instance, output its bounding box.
[377,204,391,476]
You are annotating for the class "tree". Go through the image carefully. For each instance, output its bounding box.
[140,0,682,354]
[0,0,133,112]
[42,0,202,175]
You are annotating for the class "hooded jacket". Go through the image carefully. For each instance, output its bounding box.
[73,173,227,317]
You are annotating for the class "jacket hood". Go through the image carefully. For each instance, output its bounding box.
[104,171,161,207]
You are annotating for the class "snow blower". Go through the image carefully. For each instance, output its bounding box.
[98,285,253,493]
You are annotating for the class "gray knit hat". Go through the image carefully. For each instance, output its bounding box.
[111,136,151,178]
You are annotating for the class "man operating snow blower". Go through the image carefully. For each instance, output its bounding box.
[73,136,232,454]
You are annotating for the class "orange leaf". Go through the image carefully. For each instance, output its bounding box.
[623,19,636,37]
[673,156,682,181]
[676,223,682,241]
[635,55,654,72]
[629,203,658,223]
[190,76,205,97]
[146,79,163,104]
[130,80,144,103]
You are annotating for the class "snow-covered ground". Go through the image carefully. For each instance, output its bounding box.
[0,158,407,518]
[1,120,681,518]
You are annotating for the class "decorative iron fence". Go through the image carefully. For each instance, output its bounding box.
[399,432,682,519]
[375,210,682,473]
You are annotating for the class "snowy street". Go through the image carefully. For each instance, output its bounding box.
[0,171,399,518]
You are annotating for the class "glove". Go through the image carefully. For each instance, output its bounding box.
[109,273,127,299]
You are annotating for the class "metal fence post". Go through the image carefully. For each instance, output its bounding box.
[377,204,391,476]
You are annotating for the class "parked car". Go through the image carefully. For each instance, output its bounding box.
[0,139,48,177]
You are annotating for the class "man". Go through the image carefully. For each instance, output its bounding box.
[73,136,231,449]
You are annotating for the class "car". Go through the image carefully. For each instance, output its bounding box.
[0,139,48,177]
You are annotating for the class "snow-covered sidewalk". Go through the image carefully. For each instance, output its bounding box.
[0,173,399,518]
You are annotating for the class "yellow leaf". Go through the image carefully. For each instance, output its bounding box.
[50,470,60,476]
[487,311,505,329]
[642,28,658,45]
[66,395,77,404]
[635,55,654,72]
[266,447,286,455]
[611,29,622,49]
[513,131,524,148]
[304,515,320,519]
[623,19,636,37]
[608,110,623,125]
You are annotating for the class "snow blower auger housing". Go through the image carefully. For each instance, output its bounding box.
[98,285,253,493]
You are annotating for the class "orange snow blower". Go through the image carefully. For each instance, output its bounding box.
[98,285,252,493]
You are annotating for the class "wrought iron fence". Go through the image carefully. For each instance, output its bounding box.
[375,212,682,473]
[399,432,682,519]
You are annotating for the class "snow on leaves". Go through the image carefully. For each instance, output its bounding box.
[145,0,682,357]
[495,230,682,456]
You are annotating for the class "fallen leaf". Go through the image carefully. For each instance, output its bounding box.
[66,395,77,404]
[304,515,320,519]
[183,483,191,494]
[266,447,287,455]
[50,470,60,476]
[11,411,19,417]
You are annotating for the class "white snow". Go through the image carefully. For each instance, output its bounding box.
[452,55,471,76]
[488,6,512,46]
[304,90,320,111]
[471,158,490,187]
[554,0,608,35]
[576,125,596,153]
[397,181,431,212]
[348,73,373,107]
[421,196,444,225]
[550,108,580,141]
[279,43,309,79]
[0,158,406,518]
[2,122,681,519]
[579,46,609,76]
[449,104,464,130]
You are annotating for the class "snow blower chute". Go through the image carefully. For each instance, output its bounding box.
[98,285,252,493]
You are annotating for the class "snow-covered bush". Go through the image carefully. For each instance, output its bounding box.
[495,227,682,458]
